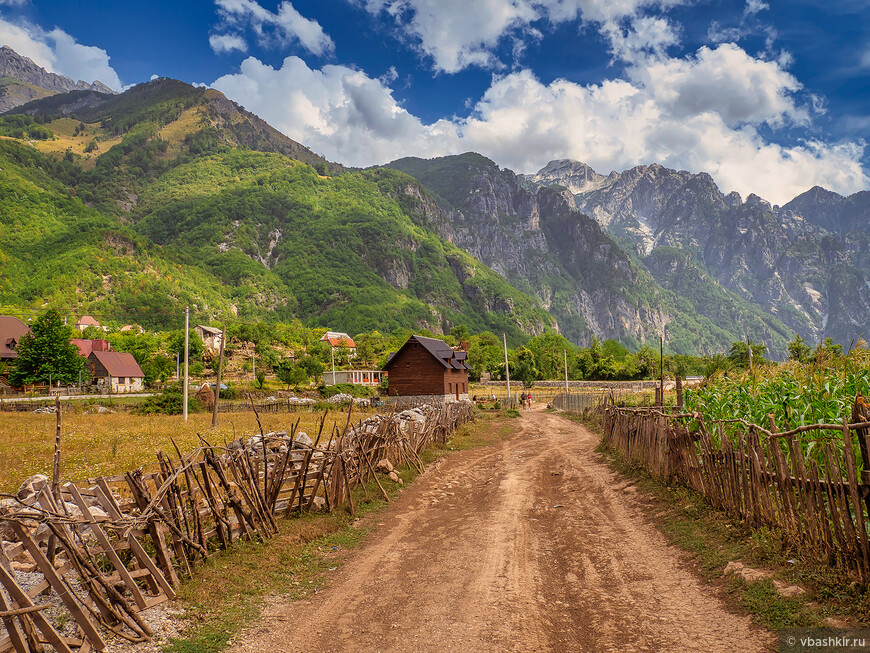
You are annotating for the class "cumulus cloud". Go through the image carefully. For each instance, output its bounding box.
[209,32,247,54]
[212,56,458,164]
[356,0,685,72]
[212,42,867,204]
[213,0,334,56]
[0,18,123,90]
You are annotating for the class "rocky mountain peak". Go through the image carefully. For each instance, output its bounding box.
[526,159,610,194]
[744,193,772,211]
[0,46,117,94]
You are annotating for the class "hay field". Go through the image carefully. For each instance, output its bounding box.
[0,407,366,493]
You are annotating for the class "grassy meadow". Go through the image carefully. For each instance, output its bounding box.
[0,405,371,493]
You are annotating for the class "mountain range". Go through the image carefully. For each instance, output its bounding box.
[0,45,115,113]
[0,45,867,357]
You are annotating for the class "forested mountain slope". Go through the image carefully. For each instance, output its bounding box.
[0,80,554,341]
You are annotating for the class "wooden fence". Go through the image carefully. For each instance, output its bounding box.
[599,399,870,583]
[0,402,474,652]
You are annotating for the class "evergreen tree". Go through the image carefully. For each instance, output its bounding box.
[787,335,811,362]
[9,310,85,386]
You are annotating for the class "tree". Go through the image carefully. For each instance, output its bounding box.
[275,359,308,390]
[728,340,767,370]
[297,355,325,381]
[787,335,811,363]
[9,310,86,386]
[168,329,204,364]
[511,347,540,388]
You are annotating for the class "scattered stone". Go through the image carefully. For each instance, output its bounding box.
[16,474,49,503]
[388,471,400,483]
[723,561,770,583]
[823,617,849,628]
[294,432,314,448]
[376,459,394,474]
[772,580,806,598]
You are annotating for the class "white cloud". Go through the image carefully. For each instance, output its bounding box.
[0,18,122,90]
[356,0,684,73]
[212,56,458,164]
[209,32,247,54]
[744,0,769,16]
[214,0,333,56]
[211,43,867,205]
[603,15,679,63]
[632,44,806,127]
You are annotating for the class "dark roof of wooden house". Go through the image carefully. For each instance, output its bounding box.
[0,316,29,360]
[89,351,144,378]
[383,335,471,371]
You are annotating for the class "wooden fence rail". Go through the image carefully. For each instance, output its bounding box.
[0,402,474,652]
[599,399,870,583]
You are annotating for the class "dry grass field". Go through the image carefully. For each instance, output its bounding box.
[0,406,370,493]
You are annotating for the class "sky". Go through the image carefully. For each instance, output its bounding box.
[0,0,868,204]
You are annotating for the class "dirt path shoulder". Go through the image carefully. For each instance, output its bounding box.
[229,407,775,652]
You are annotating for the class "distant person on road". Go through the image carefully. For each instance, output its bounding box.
[519,392,526,409]
[527,392,533,409]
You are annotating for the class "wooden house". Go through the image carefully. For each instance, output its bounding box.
[88,350,145,393]
[382,335,470,402]
[0,316,29,361]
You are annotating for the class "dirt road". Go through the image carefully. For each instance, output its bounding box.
[230,408,774,652]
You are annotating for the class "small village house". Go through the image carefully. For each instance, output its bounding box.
[195,325,224,354]
[88,350,145,393]
[320,331,356,356]
[75,315,103,331]
[0,316,29,362]
[382,335,470,403]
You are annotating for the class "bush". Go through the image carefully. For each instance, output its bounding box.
[319,383,374,399]
[505,408,520,418]
[135,384,201,415]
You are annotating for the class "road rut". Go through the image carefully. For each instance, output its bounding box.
[229,407,774,652]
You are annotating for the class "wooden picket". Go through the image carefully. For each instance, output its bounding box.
[0,402,474,652]
[599,400,870,583]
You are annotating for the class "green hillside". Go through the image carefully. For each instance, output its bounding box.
[0,80,555,341]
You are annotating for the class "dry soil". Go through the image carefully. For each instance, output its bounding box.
[229,406,775,652]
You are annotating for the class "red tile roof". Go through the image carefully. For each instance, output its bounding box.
[89,351,144,378]
[320,331,356,348]
[71,339,111,357]
[76,315,101,328]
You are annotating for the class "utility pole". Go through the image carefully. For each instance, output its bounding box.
[331,345,336,385]
[747,335,753,372]
[503,333,511,403]
[211,325,226,429]
[183,307,189,421]
[564,349,569,397]
[659,334,664,407]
